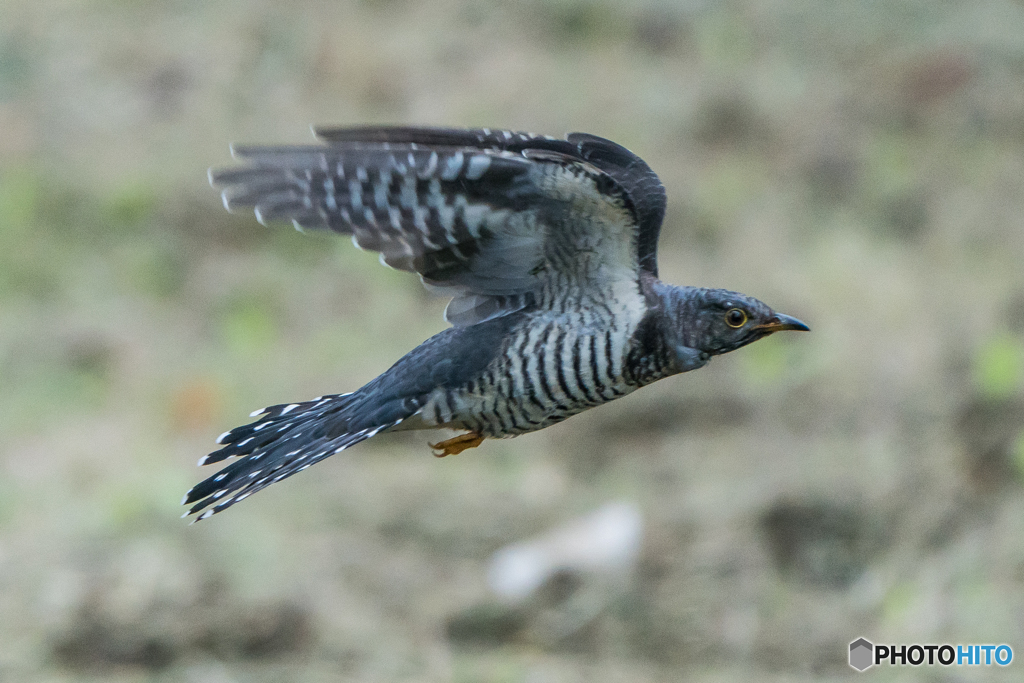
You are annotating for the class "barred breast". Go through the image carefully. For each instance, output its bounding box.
[417,286,649,438]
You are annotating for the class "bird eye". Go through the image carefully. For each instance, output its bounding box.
[725,308,747,328]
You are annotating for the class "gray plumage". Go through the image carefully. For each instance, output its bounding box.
[183,126,808,520]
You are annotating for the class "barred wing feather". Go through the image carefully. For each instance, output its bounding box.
[210,127,665,326]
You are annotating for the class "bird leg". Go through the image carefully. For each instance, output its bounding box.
[430,432,484,457]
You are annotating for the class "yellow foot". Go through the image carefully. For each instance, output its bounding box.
[429,432,484,457]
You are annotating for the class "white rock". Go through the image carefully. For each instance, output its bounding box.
[487,501,643,602]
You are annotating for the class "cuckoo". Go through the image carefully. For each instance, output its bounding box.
[183,126,809,520]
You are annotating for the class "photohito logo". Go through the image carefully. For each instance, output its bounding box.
[849,638,1013,671]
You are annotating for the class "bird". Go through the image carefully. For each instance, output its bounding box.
[182,126,809,521]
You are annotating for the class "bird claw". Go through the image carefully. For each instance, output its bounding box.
[429,432,484,457]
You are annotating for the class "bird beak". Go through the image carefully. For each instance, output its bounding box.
[754,313,810,333]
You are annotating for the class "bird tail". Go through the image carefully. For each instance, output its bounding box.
[182,392,406,521]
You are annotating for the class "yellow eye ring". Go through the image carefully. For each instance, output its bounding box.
[725,308,747,328]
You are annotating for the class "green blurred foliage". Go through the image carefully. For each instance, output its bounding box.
[738,336,792,385]
[0,168,49,297]
[220,295,280,358]
[102,185,157,235]
[974,333,1024,398]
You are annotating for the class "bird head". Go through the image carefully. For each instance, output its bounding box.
[671,288,809,362]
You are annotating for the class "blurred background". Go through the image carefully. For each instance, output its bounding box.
[2,0,1024,680]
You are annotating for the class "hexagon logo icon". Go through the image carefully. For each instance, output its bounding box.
[849,637,874,671]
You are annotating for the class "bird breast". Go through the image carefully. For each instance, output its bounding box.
[420,285,649,438]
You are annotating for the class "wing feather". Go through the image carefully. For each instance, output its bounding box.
[210,127,665,325]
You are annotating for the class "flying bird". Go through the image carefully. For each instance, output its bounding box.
[183,126,809,520]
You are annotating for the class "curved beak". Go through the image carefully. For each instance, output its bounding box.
[754,313,810,333]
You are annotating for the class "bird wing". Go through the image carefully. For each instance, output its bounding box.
[210,127,666,326]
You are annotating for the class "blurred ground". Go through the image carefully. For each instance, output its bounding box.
[2,0,1024,681]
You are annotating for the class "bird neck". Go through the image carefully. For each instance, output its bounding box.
[624,276,694,385]
[662,284,717,350]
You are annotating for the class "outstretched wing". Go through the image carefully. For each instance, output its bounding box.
[210,126,666,326]
[311,127,668,274]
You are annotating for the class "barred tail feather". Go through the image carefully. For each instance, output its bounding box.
[182,392,400,520]
[200,393,355,466]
